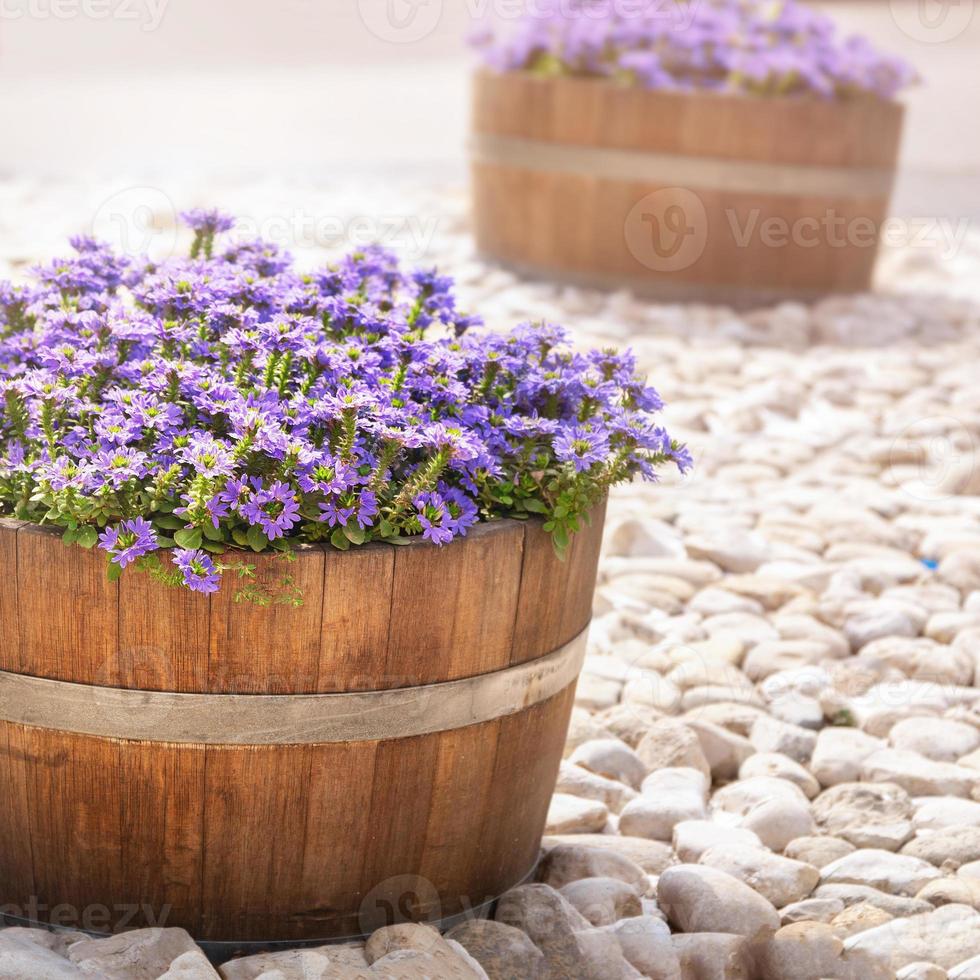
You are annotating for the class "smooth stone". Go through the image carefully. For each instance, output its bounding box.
[903,827,980,866]
[917,878,980,912]
[0,931,87,980]
[685,718,756,780]
[620,768,708,841]
[896,962,948,980]
[546,794,609,835]
[568,739,648,790]
[369,946,489,979]
[784,836,856,868]
[364,924,450,963]
[672,820,763,863]
[593,704,660,748]
[767,693,826,730]
[600,917,681,980]
[575,673,624,711]
[890,717,980,762]
[698,845,820,907]
[749,716,817,763]
[845,904,980,970]
[815,883,933,917]
[685,529,772,573]
[542,835,676,875]
[861,749,979,799]
[539,843,648,895]
[556,763,638,814]
[712,776,809,815]
[158,952,220,979]
[559,877,643,927]
[671,933,753,980]
[445,919,546,980]
[812,782,914,851]
[742,640,829,681]
[68,929,207,980]
[658,865,780,942]
[844,604,920,651]
[759,921,891,980]
[858,638,976,687]
[830,902,895,939]
[779,897,845,924]
[914,798,980,831]
[810,728,887,787]
[950,953,980,978]
[741,797,816,852]
[635,721,711,778]
[941,551,980,594]
[495,884,631,980]
[739,752,820,799]
[821,848,943,897]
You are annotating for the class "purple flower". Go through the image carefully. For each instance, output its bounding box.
[554,425,610,473]
[0,210,689,594]
[239,480,300,540]
[415,492,455,545]
[98,517,158,568]
[180,208,235,235]
[173,548,221,594]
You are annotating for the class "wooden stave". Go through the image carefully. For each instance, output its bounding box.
[0,507,604,941]
[470,72,905,298]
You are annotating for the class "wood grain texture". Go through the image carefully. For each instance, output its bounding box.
[0,514,603,942]
[319,543,394,692]
[17,525,118,685]
[118,550,211,692]
[471,71,905,302]
[0,519,23,674]
[512,500,606,664]
[208,546,325,694]
[386,520,525,687]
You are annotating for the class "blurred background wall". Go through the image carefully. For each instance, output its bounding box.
[0,0,976,215]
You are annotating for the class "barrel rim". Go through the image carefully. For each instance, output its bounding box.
[473,67,908,119]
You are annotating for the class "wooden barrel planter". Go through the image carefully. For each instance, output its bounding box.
[471,71,906,306]
[0,505,605,948]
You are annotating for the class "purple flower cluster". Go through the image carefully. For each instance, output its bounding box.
[0,214,689,594]
[471,0,916,100]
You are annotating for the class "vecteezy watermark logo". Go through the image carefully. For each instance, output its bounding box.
[90,186,178,260]
[0,0,170,31]
[890,414,977,502]
[624,188,708,273]
[358,874,442,935]
[889,0,975,43]
[358,0,444,43]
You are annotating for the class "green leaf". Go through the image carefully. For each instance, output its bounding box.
[330,528,350,551]
[76,526,99,549]
[154,535,175,549]
[153,514,185,530]
[201,541,226,555]
[342,525,366,546]
[174,528,203,551]
[62,527,80,546]
[202,522,225,542]
[232,527,249,547]
[106,561,123,583]
[246,525,268,553]
[522,499,548,514]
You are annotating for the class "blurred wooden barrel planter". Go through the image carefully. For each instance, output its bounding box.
[0,506,605,947]
[471,71,905,306]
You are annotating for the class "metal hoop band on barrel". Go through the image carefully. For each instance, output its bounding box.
[0,627,588,745]
[470,133,897,199]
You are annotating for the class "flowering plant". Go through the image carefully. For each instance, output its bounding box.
[0,211,689,595]
[470,0,916,100]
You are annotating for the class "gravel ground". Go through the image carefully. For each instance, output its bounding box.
[1,178,980,977]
